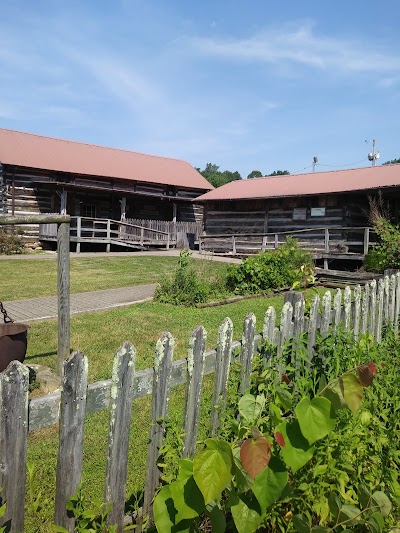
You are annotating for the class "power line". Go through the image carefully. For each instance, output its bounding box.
[315,158,367,169]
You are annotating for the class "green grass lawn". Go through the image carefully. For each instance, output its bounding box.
[1,255,230,300]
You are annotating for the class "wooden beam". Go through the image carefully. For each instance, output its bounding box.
[0,214,70,224]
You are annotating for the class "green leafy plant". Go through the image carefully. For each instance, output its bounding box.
[0,227,25,255]
[227,237,314,295]
[0,491,6,533]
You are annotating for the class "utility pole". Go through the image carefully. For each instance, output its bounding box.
[312,156,318,172]
[366,139,380,166]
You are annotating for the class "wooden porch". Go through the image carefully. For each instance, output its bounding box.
[199,226,377,269]
[39,216,203,252]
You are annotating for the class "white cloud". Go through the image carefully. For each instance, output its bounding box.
[189,23,400,75]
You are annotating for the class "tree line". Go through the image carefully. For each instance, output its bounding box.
[196,163,289,188]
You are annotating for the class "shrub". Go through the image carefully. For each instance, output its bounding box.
[154,250,228,306]
[226,237,314,294]
[0,227,25,255]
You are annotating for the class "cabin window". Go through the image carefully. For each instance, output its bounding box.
[310,207,326,217]
[81,203,97,218]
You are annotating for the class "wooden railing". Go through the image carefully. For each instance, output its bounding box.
[199,226,376,258]
[1,273,399,532]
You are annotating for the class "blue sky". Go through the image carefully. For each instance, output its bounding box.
[1,0,400,177]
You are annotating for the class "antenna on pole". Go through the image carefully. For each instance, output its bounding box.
[312,156,318,173]
[366,139,380,166]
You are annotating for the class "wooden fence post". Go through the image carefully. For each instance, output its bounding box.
[333,289,342,331]
[376,278,384,342]
[262,306,276,346]
[395,273,400,335]
[277,302,293,360]
[183,327,207,458]
[54,352,88,531]
[210,318,233,437]
[232,235,236,255]
[353,285,361,340]
[343,286,352,331]
[369,279,377,336]
[320,290,332,338]
[104,342,136,531]
[239,313,256,395]
[141,332,174,527]
[383,275,390,322]
[361,283,370,335]
[0,362,29,533]
[307,295,320,360]
[57,220,70,376]
[389,274,396,325]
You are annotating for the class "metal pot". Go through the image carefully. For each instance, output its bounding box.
[0,322,30,372]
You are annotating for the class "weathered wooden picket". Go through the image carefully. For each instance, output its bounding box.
[1,273,400,532]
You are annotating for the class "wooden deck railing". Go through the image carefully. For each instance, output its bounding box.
[1,273,399,532]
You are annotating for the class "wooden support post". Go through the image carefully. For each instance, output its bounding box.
[364,227,370,256]
[274,234,278,249]
[324,227,329,252]
[106,219,111,253]
[232,235,236,255]
[261,235,267,252]
[57,221,70,376]
[166,232,170,250]
[172,202,177,244]
[76,216,81,253]
[140,227,144,246]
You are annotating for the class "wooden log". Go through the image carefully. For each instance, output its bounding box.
[210,318,233,437]
[376,278,384,342]
[361,283,370,335]
[0,362,29,533]
[141,332,174,527]
[320,290,332,337]
[308,295,320,360]
[54,352,88,531]
[57,221,70,376]
[343,286,352,331]
[104,343,136,531]
[333,289,342,331]
[0,214,70,224]
[183,326,207,458]
[369,279,377,336]
[353,285,361,340]
[239,313,256,395]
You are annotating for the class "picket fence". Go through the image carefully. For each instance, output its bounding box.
[1,273,400,533]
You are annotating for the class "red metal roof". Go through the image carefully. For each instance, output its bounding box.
[196,165,400,201]
[0,128,213,191]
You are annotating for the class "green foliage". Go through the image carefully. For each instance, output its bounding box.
[247,170,263,179]
[227,237,314,294]
[268,170,290,176]
[383,158,400,165]
[365,216,400,272]
[153,328,400,533]
[197,163,242,188]
[0,227,25,255]
[154,250,228,306]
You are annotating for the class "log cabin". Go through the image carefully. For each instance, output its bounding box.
[0,128,213,250]
[196,165,400,265]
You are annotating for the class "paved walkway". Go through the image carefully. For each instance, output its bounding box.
[3,284,157,322]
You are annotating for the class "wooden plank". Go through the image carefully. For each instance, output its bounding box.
[0,214,70,224]
[54,352,88,531]
[361,283,370,335]
[389,274,396,325]
[210,318,233,437]
[308,295,320,360]
[239,313,256,395]
[333,289,342,330]
[183,327,207,458]
[262,306,276,345]
[376,278,384,342]
[0,362,29,533]
[104,342,136,531]
[395,273,400,335]
[383,275,390,321]
[277,302,293,360]
[320,290,332,337]
[353,285,361,340]
[141,332,174,527]
[57,221,71,375]
[343,286,352,331]
[369,279,377,336]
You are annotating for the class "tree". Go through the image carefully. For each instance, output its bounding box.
[383,158,400,165]
[247,170,263,179]
[268,170,290,176]
[198,163,242,188]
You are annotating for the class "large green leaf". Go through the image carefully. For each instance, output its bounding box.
[371,491,392,517]
[193,439,233,504]
[341,373,364,413]
[337,504,362,526]
[240,437,271,479]
[276,420,314,473]
[292,513,311,533]
[208,505,226,533]
[321,378,346,413]
[230,492,262,533]
[295,397,336,445]
[252,456,288,512]
[238,394,265,423]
